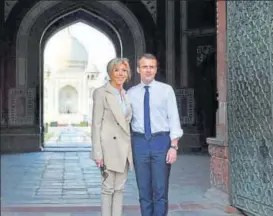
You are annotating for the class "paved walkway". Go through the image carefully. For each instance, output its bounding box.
[44,127,91,150]
[1,151,242,215]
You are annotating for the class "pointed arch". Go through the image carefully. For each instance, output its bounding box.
[16,1,146,86]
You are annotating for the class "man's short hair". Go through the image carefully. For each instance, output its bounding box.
[137,53,157,67]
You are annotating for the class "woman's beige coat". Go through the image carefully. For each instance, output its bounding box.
[91,82,133,173]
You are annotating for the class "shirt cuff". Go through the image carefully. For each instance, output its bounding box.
[170,129,183,141]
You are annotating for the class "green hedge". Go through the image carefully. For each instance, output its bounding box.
[72,121,88,127]
[49,121,58,127]
[47,121,89,127]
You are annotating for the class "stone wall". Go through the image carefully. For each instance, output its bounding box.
[0,0,151,153]
[207,0,229,193]
[226,1,273,215]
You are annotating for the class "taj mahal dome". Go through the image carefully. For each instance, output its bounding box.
[43,28,107,125]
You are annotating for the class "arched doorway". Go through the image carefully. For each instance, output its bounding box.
[58,85,79,114]
[12,1,146,150]
[43,22,116,149]
[16,1,146,87]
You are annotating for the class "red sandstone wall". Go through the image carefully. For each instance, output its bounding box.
[208,0,229,193]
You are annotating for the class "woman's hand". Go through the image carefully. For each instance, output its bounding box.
[95,159,104,167]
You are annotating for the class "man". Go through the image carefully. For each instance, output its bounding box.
[127,53,183,216]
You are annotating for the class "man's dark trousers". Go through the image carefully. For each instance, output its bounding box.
[132,133,171,216]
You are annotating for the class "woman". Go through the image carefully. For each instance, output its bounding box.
[91,58,133,216]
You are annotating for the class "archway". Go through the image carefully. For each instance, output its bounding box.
[13,0,146,150]
[16,1,146,87]
[43,22,116,148]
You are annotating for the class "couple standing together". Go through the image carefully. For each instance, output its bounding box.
[91,53,183,216]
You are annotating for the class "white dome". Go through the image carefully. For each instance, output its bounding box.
[51,28,88,71]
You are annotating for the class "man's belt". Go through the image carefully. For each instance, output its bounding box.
[132,131,169,137]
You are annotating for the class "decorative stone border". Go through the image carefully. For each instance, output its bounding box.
[141,0,157,23]
[8,88,35,125]
[4,0,18,21]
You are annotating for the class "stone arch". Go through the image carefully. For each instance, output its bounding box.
[16,0,146,87]
[42,18,118,77]
[42,9,121,59]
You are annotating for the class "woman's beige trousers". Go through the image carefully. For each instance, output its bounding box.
[101,166,128,216]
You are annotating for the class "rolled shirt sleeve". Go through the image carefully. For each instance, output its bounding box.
[167,86,183,140]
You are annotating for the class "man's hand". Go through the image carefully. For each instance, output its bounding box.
[166,148,177,164]
[95,159,104,167]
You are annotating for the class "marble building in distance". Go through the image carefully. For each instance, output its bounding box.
[43,28,105,125]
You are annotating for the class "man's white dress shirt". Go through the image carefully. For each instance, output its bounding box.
[127,80,183,140]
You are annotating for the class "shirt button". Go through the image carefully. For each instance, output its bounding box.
[113,136,116,139]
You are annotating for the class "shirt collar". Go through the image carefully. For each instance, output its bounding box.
[107,82,126,95]
[140,79,156,89]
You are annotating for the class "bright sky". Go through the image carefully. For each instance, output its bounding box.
[44,22,116,75]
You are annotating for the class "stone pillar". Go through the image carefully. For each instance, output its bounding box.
[0,0,3,124]
[165,0,175,86]
[206,0,230,203]
[180,1,188,87]
[0,0,3,32]
[54,80,59,120]
[82,79,87,117]
[0,60,3,125]
[0,0,3,119]
[0,0,4,108]
[81,79,86,119]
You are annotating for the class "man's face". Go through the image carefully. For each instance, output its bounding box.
[137,58,157,84]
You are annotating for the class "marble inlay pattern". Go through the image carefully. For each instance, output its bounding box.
[227,1,273,215]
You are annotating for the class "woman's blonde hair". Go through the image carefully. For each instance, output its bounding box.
[107,58,131,81]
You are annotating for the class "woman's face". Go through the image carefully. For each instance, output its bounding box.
[110,63,129,86]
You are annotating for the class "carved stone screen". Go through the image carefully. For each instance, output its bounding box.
[175,88,195,125]
[8,88,35,125]
[227,2,273,216]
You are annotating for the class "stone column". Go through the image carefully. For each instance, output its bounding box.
[46,78,53,123]
[82,78,87,117]
[180,1,188,87]
[81,79,87,119]
[0,2,3,123]
[206,0,230,205]
[0,0,3,112]
[165,0,175,86]
[54,79,59,121]
[0,0,3,32]
[0,58,3,125]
